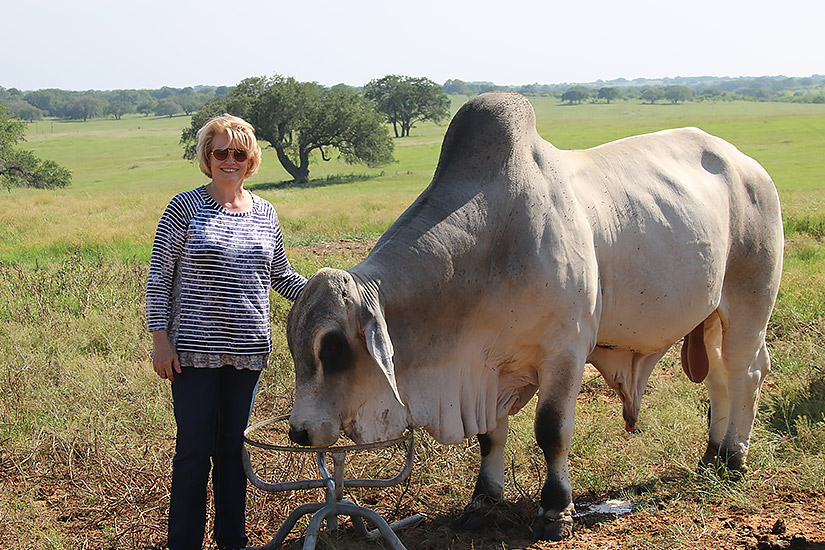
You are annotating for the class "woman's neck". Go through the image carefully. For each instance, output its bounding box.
[206,181,253,213]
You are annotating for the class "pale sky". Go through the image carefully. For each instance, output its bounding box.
[3,0,823,91]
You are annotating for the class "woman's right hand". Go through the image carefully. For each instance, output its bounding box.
[152,330,181,381]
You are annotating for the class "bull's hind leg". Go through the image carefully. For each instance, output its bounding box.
[700,312,728,467]
[718,339,771,473]
[706,306,772,474]
[458,416,509,530]
[531,355,584,541]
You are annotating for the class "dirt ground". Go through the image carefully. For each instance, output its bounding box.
[3,457,824,550]
[378,492,825,550]
[297,238,380,264]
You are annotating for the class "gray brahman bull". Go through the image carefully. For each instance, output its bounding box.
[286,92,783,540]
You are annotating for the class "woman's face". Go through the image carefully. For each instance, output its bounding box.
[209,131,249,185]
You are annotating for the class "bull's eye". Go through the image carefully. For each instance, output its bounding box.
[318,330,353,374]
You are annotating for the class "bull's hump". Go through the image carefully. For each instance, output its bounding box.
[433,92,543,182]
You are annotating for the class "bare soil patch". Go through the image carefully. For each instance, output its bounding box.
[4,454,823,550]
[295,238,379,263]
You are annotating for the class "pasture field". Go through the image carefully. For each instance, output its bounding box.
[1,97,824,549]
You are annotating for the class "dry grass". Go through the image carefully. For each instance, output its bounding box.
[1,239,823,549]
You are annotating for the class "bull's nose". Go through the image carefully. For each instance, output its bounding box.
[288,426,311,446]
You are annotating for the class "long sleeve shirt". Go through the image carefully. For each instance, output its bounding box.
[146,186,307,360]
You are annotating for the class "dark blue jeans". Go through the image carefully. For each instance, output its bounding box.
[168,366,261,550]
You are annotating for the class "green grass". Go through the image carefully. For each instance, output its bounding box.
[12,99,825,264]
[2,97,825,548]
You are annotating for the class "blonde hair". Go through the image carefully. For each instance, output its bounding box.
[195,114,262,179]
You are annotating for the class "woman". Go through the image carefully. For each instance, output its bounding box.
[146,114,307,550]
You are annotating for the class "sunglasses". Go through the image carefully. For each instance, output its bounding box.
[211,148,248,162]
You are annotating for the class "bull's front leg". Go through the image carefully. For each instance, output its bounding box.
[532,357,583,541]
[458,416,509,530]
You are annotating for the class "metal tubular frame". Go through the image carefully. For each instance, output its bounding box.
[242,416,424,550]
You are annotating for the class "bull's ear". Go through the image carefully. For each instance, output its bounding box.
[363,312,405,407]
[352,273,405,407]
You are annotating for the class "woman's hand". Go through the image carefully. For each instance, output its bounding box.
[152,330,181,381]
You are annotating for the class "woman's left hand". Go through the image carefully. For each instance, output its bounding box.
[151,330,181,381]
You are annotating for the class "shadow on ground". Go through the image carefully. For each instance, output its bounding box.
[248,172,382,192]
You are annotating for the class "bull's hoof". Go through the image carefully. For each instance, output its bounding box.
[698,443,718,468]
[697,444,747,479]
[457,495,497,531]
[696,443,748,481]
[531,515,573,541]
[698,461,746,481]
[696,460,747,482]
[718,449,748,476]
[718,463,746,481]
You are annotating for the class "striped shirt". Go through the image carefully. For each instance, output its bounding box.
[146,186,307,357]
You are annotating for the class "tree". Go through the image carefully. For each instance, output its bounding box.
[364,75,450,137]
[517,84,538,95]
[66,95,104,121]
[24,89,60,114]
[105,89,140,119]
[561,86,590,104]
[181,75,394,183]
[179,94,205,115]
[137,99,157,116]
[155,98,182,117]
[640,87,665,104]
[3,99,42,122]
[25,89,73,118]
[443,79,473,95]
[698,87,726,101]
[663,85,693,104]
[0,104,71,190]
[597,87,621,104]
[152,86,178,99]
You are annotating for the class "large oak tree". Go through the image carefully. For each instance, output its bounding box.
[182,75,394,184]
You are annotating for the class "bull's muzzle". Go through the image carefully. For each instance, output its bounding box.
[288,425,312,446]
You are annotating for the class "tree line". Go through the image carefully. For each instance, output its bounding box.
[446,75,825,105]
[0,76,453,127]
[0,86,229,122]
[3,74,822,124]
[0,75,450,189]
[2,72,822,190]
[558,85,696,105]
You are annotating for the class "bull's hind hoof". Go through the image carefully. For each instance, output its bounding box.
[531,515,573,541]
[457,495,497,531]
[696,458,746,480]
[699,443,748,478]
[699,443,719,468]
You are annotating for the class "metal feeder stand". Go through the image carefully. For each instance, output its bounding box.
[242,415,424,550]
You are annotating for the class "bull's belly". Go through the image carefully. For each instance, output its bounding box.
[594,299,714,353]
[593,244,724,353]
